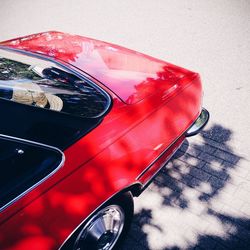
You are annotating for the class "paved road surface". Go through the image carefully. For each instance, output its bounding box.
[1,1,250,249]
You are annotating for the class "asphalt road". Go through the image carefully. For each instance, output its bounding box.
[1,1,250,249]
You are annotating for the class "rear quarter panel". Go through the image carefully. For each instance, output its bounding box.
[0,73,202,250]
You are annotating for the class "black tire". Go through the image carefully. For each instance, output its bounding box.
[62,192,134,250]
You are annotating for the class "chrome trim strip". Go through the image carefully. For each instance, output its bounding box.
[0,46,112,118]
[0,134,65,213]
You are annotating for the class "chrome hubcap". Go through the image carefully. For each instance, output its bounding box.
[74,205,125,250]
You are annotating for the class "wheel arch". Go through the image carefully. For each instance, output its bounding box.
[59,181,142,249]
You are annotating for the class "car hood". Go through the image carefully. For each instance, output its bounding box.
[0,31,197,104]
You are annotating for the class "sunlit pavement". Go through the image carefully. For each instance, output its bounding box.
[1,1,250,249]
[122,130,250,249]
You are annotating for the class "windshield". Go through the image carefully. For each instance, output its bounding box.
[0,49,110,118]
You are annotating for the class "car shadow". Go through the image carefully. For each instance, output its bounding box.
[122,124,250,250]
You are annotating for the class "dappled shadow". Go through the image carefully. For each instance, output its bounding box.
[1,33,248,250]
[163,124,242,205]
[123,124,250,250]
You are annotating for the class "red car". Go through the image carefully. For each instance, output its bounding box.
[0,31,209,250]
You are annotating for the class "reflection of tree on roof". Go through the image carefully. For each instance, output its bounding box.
[1,32,84,62]
[125,65,181,104]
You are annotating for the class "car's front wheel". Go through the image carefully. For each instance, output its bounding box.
[72,192,134,250]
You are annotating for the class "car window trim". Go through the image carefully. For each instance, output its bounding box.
[0,133,65,213]
[0,46,113,119]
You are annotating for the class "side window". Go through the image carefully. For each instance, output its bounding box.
[0,135,64,211]
[0,51,109,118]
[0,49,110,149]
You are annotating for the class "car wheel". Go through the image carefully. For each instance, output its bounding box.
[72,192,134,250]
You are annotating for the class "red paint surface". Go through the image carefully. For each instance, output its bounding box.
[0,31,196,104]
[0,31,202,249]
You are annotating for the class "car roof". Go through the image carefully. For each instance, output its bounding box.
[0,31,193,104]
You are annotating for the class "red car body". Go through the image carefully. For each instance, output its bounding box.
[0,31,206,250]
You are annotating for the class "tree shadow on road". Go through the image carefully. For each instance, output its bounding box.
[122,124,250,250]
